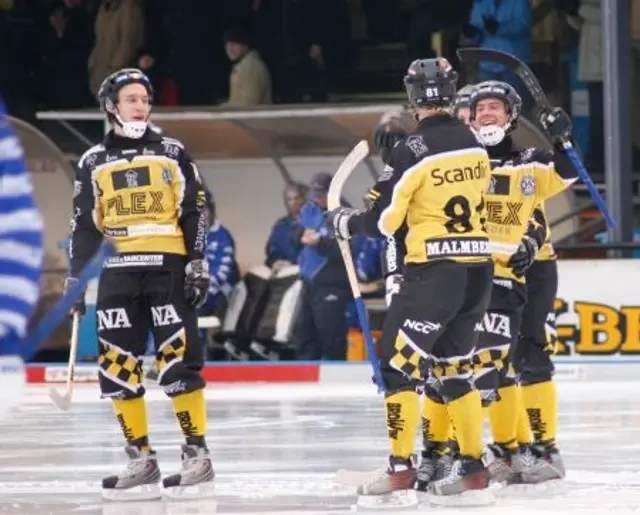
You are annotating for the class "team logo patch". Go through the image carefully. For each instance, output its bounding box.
[125,169,138,188]
[85,152,97,166]
[162,142,180,157]
[406,135,428,157]
[520,174,536,196]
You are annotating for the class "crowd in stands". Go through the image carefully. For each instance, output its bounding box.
[197,172,385,362]
[5,0,635,360]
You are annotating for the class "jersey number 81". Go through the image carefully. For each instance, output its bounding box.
[444,195,485,234]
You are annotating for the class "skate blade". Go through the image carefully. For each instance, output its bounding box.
[497,478,567,497]
[102,483,162,502]
[164,499,218,514]
[333,467,387,487]
[355,490,418,511]
[163,480,216,501]
[101,501,161,515]
[427,488,495,507]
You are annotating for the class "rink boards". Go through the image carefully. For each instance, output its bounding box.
[24,358,640,385]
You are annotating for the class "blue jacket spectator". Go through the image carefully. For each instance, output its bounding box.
[468,0,532,76]
[292,172,351,360]
[265,182,307,267]
[353,235,384,284]
[294,197,347,287]
[199,192,240,316]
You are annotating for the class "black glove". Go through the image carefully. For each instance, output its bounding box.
[507,235,539,277]
[326,206,358,240]
[539,107,572,144]
[185,259,210,308]
[63,277,86,316]
[373,125,407,163]
[483,15,499,35]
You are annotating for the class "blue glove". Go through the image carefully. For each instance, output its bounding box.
[299,203,325,231]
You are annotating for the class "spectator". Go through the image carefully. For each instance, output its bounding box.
[42,0,96,109]
[198,191,240,325]
[292,172,351,360]
[354,235,384,293]
[136,0,168,101]
[408,0,473,63]
[88,0,145,98]
[222,26,272,106]
[465,0,532,109]
[265,182,307,269]
[345,234,384,329]
[279,0,351,103]
[575,0,604,172]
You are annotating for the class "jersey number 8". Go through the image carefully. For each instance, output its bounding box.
[444,195,484,234]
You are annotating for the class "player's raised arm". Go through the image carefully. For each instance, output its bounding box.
[530,108,581,199]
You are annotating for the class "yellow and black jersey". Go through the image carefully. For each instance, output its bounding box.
[69,128,207,276]
[486,144,576,281]
[348,113,492,265]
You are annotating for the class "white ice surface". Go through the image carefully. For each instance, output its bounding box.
[1,381,640,514]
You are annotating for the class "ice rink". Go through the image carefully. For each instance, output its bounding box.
[2,379,640,514]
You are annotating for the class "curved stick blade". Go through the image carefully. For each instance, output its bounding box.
[49,387,72,411]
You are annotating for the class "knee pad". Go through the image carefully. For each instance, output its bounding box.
[156,330,205,397]
[97,340,145,400]
[430,355,474,402]
[439,377,473,402]
[423,382,446,403]
[381,366,417,397]
[515,337,555,386]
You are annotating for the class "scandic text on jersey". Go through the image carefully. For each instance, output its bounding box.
[431,161,489,186]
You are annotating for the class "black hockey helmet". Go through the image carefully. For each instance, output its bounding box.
[453,84,475,110]
[404,58,459,108]
[97,68,154,114]
[469,80,522,130]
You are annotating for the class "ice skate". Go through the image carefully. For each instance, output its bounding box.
[483,443,517,483]
[428,457,494,507]
[163,444,215,500]
[355,456,418,510]
[415,442,455,491]
[102,446,162,501]
[501,444,566,495]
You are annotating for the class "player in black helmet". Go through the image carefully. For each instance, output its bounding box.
[65,68,214,501]
[452,84,475,124]
[328,58,495,506]
[468,79,577,486]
